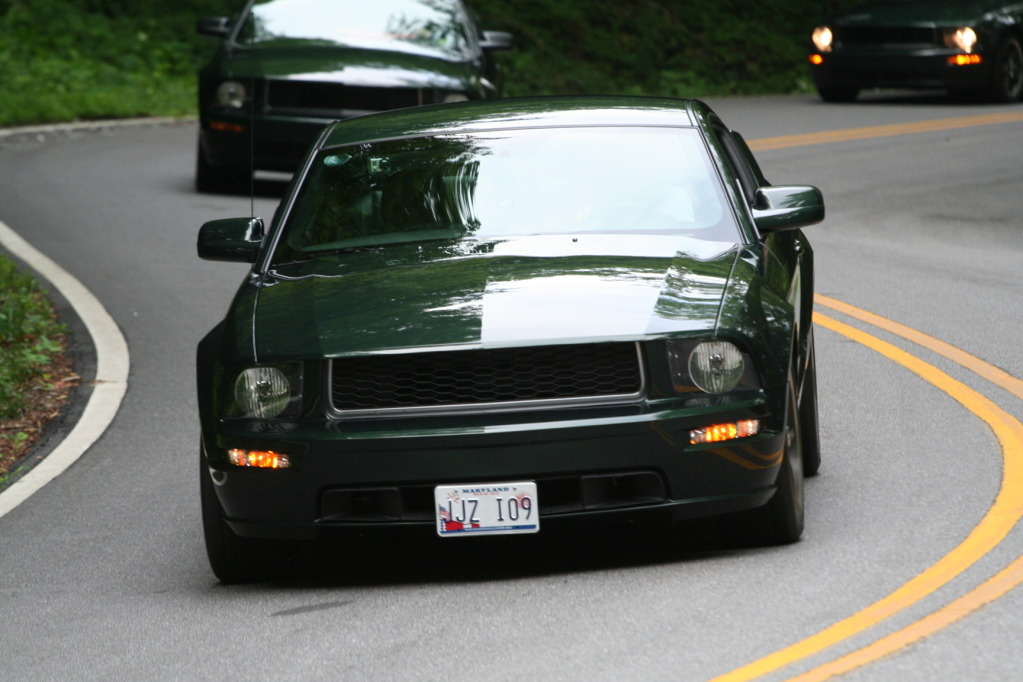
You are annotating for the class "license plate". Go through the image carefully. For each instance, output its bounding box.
[434,482,539,537]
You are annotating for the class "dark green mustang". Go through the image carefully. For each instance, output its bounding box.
[810,0,1023,102]
[196,96,824,583]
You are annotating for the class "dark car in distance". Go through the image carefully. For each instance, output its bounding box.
[196,96,824,583]
[195,0,512,192]
[810,0,1023,102]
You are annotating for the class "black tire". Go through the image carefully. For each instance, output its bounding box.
[200,450,289,584]
[747,375,805,545]
[987,38,1023,103]
[816,83,859,103]
[800,330,822,477]
[195,138,250,194]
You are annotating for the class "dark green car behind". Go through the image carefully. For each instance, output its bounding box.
[810,0,1023,102]
[195,0,511,193]
[196,96,825,583]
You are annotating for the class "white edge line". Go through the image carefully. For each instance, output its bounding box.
[0,219,129,519]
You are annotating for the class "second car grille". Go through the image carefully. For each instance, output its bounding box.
[266,80,424,114]
[837,26,938,48]
[329,343,645,417]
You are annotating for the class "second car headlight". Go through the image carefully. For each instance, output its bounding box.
[216,80,247,108]
[231,365,302,419]
[944,27,978,53]
[811,26,833,53]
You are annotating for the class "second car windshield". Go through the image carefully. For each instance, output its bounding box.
[238,0,470,58]
[273,126,739,263]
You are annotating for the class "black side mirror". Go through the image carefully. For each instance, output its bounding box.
[198,218,264,263]
[480,31,514,51]
[753,186,825,233]
[197,16,231,39]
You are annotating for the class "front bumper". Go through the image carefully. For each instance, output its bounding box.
[202,400,785,541]
[199,112,335,172]
[811,49,992,91]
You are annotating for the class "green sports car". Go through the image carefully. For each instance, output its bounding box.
[196,96,824,583]
[810,0,1023,102]
[195,0,511,193]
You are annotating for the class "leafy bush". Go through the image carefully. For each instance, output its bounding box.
[0,254,66,420]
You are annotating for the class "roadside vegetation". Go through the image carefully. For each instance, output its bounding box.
[0,0,859,127]
[0,256,77,482]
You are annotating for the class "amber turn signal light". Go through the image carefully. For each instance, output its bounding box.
[228,449,291,469]
[690,419,761,445]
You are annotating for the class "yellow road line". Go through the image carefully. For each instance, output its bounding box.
[747,111,1023,151]
[712,309,1023,682]
[815,294,1023,402]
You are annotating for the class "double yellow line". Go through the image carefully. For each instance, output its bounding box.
[714,296,1023,680]
[715,111,1023,679]
[746,111,1023,151]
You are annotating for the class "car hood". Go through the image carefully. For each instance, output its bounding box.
[831,0,1001,24]
[214,46,473,90]
[249,234,740,359]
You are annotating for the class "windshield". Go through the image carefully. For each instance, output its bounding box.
[238,0,471,59]
[272,127,740,264]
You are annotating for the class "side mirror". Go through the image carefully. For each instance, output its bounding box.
[480,30,514,51]
[198,218,264,263]
[753,186,824,233]
[197,16,231,38]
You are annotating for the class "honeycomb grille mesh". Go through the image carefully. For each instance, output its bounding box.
[330,343,643,413]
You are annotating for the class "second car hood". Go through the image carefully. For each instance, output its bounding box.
[216,46,471,90]
[832,0,1004,24]
[250,234,740,359]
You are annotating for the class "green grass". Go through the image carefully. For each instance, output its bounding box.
[0,255,66,420]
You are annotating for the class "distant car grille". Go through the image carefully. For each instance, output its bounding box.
[266,80,424,114]
[328,343,645,417]
[837,26,938,48]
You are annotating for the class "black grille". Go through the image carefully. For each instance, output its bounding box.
[266,80,423,112]
[837,26,938,48]
[330,343,644,414]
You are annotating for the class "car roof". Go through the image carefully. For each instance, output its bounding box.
[317,96,707,149]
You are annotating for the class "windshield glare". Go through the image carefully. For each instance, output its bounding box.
[240,0,470,59]
[273,127,740,264]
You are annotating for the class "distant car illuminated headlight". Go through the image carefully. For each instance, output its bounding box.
[811,26,833,53]
[944,27,978,53]
[232,366,300,419]
[216,81,247,108]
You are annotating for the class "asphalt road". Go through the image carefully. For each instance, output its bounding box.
[1,93,1022,681]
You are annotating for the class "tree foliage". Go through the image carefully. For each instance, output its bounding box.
[0,0,860,125]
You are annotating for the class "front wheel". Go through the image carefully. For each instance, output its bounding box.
[800,330,822,477]
[746,375,806,545]
[195,137,250,194]
[816,83,859,103]
[988,38,1023,103]
[200,449,296,584]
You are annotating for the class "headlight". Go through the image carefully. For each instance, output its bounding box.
[944,27,978,53]
[442,92,470,103]
[812,26,833,53]
[667,339,756,395]
[216,80,247,108]
[231,365,301,419]
[688,341,745,393]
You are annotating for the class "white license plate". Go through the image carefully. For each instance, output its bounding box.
[434,482,539,537]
